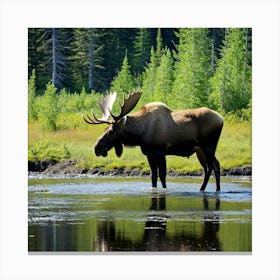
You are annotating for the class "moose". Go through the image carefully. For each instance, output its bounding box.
[83,91,224,191]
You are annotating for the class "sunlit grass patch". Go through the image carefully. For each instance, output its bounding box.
[28,114,252,173]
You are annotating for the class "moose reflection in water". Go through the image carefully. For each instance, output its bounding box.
[94,194,221,252]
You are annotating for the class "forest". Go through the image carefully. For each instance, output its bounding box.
[28,28,252,172]
[28,28,252,127]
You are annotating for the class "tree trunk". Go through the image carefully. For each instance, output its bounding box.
[211,29,216,73]
[52,28,58,87]
[88,29,94,92]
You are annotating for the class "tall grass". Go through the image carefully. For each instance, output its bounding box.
[28,112,251,172]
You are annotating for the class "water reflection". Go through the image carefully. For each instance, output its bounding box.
[29,178,252,252]
[200,195,220,251]
[92,194,221,252]
[143,193,167,251]
[29,193,223,252]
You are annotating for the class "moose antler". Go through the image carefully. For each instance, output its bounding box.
[83,91,142,125]
[83,92,117,125]
[110,91,142,122]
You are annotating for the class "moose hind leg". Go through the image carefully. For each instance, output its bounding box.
[147,155,158,188]
[200,168,213,191]
[195,147,211,191]
[213,157,221,192]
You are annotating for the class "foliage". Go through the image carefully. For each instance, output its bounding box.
[172,28,212,108]
[153,48,174,104]
[29,27,252,133]
[141,47,158,103]
[28,28,178,93]
[28,141,71,161]
[132,28,153,74]
[225,99,252,122]
[71,28,106,92]
[110,52,135,94]
[209,28,252,112]
[37,82,59,130]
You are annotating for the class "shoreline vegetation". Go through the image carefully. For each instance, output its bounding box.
[28,119,252,179]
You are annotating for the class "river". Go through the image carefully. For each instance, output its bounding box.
[28,177,251,252]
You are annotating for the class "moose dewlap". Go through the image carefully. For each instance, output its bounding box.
[83,91,224,191]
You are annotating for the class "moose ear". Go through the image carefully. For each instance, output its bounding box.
[114,143,123,157]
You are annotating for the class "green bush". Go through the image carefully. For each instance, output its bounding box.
[28,141,71,161]
[37,82,59,130]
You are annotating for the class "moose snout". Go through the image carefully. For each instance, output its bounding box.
[95,144,108,157]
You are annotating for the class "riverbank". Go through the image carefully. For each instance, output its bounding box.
[28,159,251,179]
[29,120,251,175]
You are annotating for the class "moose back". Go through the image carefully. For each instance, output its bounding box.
[83,92,224,191]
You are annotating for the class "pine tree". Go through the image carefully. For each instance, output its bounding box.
[28,28,50,92]
[154,48,174,104]
[209,28,252,112]
[155,28,163,64]
[172,28,212,108]
[49,28,73,89]
[71,28,106,92]
[88,28,105,92]
[104,28,138,88]
[110,51,135,94]
[141,29,167,103]
[28,28,181,94]
[132,28,152,74]
[141,47,159,102]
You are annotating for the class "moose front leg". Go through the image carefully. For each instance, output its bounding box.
[147,154,167,188]
[147,155,158,188]
[158,155,167,188]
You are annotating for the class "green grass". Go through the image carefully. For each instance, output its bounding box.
[28,113,251,172]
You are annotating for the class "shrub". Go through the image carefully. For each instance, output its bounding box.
[28,141,71,161]
[37,82,59,130]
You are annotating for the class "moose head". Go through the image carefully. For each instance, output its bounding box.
[83,91,142,158]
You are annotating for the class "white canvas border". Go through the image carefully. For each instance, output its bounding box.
[1,0,280,279]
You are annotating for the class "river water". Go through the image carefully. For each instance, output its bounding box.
[28,177,252,253]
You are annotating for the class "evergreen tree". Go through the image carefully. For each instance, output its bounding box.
[71,28,106,92]
[209,28,252,112]
[104,28,138,88]
[28,28,50,92]
[110,51,135,94]
[88,28,106,92]
[141,47,159,102]
[153,48,174,104]
[70,28,88,90]
[28,28,180,94]
[49,28,73,89]
[155,28,163,64]
[209,28,226,72]
[132,28,152,74]
[172,28,212,108]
